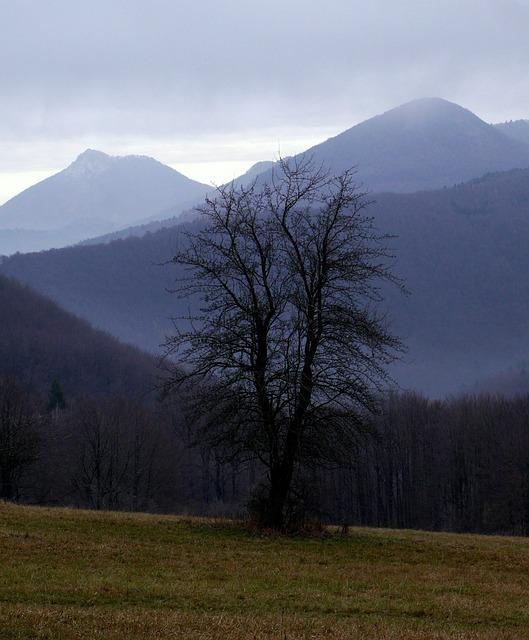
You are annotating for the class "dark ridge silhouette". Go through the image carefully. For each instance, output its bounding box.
[0,273,157,398]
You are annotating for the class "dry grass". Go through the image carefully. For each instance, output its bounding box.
[1,502,529,638]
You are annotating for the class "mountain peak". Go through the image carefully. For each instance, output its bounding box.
[377,97,482,128]
[399,96,457,109]
[66,149,114,176]
[76,148,110,160]
[294,96,529,193]
[0,148,212,247]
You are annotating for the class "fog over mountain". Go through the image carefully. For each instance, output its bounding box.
[0,150,211,255]
[5,162,529,396]
[5,97,529,396]
[232,161,276,187]
[253,98,529,193]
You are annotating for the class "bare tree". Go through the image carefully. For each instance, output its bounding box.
[69,398,165,512]
[0,376,41,501]
[127,402,159,512]
[164,157,403,529]
[71,400,129,510]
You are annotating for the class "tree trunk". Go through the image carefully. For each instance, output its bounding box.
[263,454,297,529]
[0,469,14,501]
[264,471,289,529]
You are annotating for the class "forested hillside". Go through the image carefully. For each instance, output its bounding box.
[0,274,254,510]
[0,274,157,398]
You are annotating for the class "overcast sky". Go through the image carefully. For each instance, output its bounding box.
[2,0,529,204]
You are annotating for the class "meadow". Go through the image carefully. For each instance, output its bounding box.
[1,501,529,639]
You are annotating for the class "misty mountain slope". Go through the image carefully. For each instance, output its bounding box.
[495,120,529,146]
[79,99,529,249]
[0,229,76,257]
[232,160,276,187]
[373,168,529,392]
[78,217,182,246]
[5,167,529,395]
[271,98,529,193]
[78,161,279,246]
[0,150,212,255]
[0,229,184,352]
[0,273,157,398]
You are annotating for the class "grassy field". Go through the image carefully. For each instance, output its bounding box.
[1,503,529,639]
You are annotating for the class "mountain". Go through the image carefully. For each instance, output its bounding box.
[5,165,529,396]
[0,273,157,398]
[79,99,529,249]
[78,161,279,247]
[0,150,212,255]
[495,119,529,146]
[274,98,529,193]
[9,97,525,254]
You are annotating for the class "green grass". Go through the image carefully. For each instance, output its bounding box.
[1,502,529,638]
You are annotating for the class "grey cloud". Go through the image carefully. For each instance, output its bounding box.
[1,0,529,145]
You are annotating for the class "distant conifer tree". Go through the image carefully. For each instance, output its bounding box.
[47,379,66,413]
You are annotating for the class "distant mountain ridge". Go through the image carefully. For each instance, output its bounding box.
[0,149,212,255]
[494,119,529,146]
[5,98,529,255]
[79,98,529,248]
[6,97,529,396]
[232,160,276,187]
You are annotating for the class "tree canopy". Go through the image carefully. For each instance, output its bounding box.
[166,158,403,528]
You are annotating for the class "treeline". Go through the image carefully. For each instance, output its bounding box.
[0,273,253,514]
[5,377,529,536]
[0,376,252,514]
[321,393,529,535]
